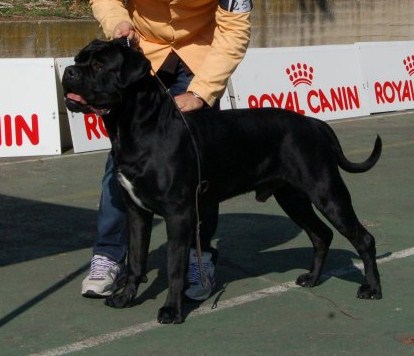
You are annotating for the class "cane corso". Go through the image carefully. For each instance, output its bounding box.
[62,39,382,324]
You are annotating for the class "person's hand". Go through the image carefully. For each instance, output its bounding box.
[174,92,204,112]
[113,21,140,46]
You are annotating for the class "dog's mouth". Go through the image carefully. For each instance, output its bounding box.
[65,92,112,116]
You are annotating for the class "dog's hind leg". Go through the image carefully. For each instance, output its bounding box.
[157,211,195,324]
[274,184,334,288]
[310,173,382,300]
[106,204,154,308]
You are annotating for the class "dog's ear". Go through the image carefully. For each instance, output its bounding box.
[117,44,152,89]
[75,39,107,64]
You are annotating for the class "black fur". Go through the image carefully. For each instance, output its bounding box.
[62,39,382,324]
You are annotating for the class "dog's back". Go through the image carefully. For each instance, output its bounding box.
[185,107,380,202]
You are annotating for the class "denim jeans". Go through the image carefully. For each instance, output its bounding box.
[93,61,218,262]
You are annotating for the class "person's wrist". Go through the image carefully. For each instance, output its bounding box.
[187,91,204,102]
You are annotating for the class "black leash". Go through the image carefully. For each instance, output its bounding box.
[122,37,210,288]
[152,70,211,289]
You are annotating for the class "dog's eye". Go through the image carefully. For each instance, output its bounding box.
[92,60,104,71]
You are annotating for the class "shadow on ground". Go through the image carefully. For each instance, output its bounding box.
[0,194,366,326]
[131,212,365,311]
[0,194,98,266]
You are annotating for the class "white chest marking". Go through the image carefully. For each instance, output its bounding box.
[117,173,152,212]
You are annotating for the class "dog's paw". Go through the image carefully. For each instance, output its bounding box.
[357,284,382,300]
[157,306,183,324]
[296,273,319,287]
[105,293,133,308]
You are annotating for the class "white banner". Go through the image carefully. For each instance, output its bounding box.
[0,58,61,157]
[55,58,111,153]
[231,45,371,120]
[357,41,414,113]
[220,87,233,110]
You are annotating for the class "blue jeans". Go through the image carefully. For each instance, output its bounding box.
[94,62,217,262]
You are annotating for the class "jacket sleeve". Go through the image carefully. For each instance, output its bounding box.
[187,6,251,107]
[89,0,134,39]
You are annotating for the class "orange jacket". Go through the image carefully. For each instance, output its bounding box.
[90,0,251,106]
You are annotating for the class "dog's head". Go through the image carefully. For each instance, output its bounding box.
[62,38,152,116]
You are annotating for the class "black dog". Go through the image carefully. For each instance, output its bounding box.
[62,39,382,324]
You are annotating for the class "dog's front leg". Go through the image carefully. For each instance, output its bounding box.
[157,213,194,324]
[106,201,153,308]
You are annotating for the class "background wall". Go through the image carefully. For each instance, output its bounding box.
[0,20,102,58]
[251,0,414,48]
[0,0,413,58]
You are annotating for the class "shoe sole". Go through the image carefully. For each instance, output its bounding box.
[82,289,111,298]
[81,272,127,298]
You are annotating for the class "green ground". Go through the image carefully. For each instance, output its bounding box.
[0,112,414,355]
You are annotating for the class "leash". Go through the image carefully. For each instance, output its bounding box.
[121,38,210,288]
[152,71,211,289]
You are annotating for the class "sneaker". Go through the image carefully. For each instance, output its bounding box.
[81,255,126,298]
[184,248,217,301]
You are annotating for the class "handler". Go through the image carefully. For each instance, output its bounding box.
[83,0,252,302]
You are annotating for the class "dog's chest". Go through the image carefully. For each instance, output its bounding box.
[117,172,152,212]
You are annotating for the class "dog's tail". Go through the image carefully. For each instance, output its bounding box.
[321,123,382,173]
[337,134,382,173]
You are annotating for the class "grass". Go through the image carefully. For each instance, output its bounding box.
[0,0,92,19]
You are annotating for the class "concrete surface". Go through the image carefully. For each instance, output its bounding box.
[1,112,414,355]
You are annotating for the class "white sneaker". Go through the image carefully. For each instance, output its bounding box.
[81,255,126,297]
[184,248,217,301]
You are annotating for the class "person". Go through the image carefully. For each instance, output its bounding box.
[82,0,252,302]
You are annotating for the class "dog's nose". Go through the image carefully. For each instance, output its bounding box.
[63,66,78,81]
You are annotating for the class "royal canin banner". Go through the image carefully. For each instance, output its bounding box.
[2,40,413,157]
[357,41,414,113]
[55,58,111,153]
[0,58,61,157]
[230,45,371,120]
[220,87,233,110]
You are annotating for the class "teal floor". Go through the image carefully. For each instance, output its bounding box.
[1,112,413,355]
